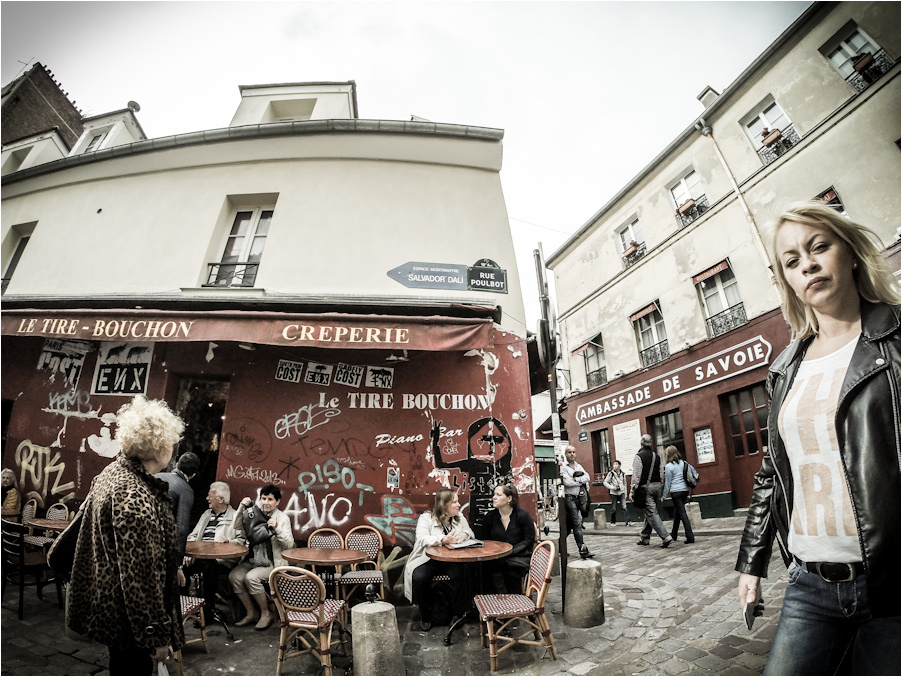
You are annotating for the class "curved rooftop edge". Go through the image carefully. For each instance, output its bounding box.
[1,118,505,186]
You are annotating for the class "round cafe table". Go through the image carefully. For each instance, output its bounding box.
[26,517,70,533]
[184,541,248,640]
[282,547,368,599]
[426,540,513,645]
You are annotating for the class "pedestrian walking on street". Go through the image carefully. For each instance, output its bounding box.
[662,446,694,544]
[156,451,200,588]
[603,460,631,526]
[560,445,591,558]
[67,395,185,675]
[736,201,900,675]
[631,434,672,548]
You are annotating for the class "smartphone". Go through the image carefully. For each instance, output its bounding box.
[743,585,763,630]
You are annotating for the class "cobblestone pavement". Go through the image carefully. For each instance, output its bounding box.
[1,517,786,676]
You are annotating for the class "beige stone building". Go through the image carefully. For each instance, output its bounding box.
[547,1,900,517]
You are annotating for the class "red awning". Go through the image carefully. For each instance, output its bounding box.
[1,309,494,351]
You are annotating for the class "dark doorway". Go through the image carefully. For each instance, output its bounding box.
[175,378,230,524]
[721,383,769,507]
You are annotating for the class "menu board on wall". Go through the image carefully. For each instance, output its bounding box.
[613,419,642,474]
[694,426,716,464]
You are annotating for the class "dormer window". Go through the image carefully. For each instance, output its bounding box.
[83,132,108,153]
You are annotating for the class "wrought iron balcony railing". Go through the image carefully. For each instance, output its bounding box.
[587,367,607,389]
[676,194,710,229]
[757,124,801,166]
[706,302,748,338]
[622,242,647,269]
[205,262,260,287]
[845,49,895,93]
[640,339,669,368]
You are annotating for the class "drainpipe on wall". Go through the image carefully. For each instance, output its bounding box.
[694,118,776,286]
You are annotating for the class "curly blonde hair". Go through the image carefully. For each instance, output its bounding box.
[765,201,900,339]
[114,395,184,464]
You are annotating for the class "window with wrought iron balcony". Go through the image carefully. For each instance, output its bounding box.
[823,26,895,95]
[696,263,748,338]
[205,261,260,287]
[618,218,646,269]
[579,336,607,389]
[633,305,669,368]
[743,97,799,167]
[670,170,709,228]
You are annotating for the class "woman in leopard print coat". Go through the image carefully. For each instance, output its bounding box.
[67,396,185,675]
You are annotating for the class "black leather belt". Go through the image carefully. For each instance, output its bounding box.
[794,557,863,583]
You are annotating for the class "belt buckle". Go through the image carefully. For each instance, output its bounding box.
[814,562,855,583]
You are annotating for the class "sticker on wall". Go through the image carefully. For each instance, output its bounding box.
[37,338,92,387]
[91,342,154,395]
[334,363,365,388]
[304,361,334,386]
[365,365,394,389]
[387,466,400,490]
[275,359,305,383]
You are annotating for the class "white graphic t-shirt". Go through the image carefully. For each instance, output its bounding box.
[779,335,862,564]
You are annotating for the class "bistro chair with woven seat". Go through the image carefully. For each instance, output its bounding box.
[21,499,54,549]
[339,525,385,602]
[45,502,69,521]
[307,527,345,592]
[269,566,348,676]
[1,518,63,619]
[474,539,557,672]
[171,595,209,676]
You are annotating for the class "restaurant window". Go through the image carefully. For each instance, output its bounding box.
[592,428,611,477]
[650,409,684,458]
[694,262,747,338]
[206,206,274,287]
[724,384,769,457]
[632,303,669,367]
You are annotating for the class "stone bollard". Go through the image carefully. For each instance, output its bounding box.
[563,558,605,627]
[593,508,608,530]
[686,502,702,529]
[351,601,405,675]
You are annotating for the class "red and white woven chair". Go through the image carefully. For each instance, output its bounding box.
[269,566,347,676]
[474,540,557,672]
[339,526,385,602]
[172,595,209,675]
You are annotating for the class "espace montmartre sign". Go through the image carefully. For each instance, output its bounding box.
[575,335,773,425]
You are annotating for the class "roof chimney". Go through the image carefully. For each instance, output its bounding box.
[697,85,720,109]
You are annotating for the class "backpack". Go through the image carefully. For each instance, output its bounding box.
[683,461,700,488]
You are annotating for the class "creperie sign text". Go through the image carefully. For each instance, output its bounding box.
[575,336,773,424]
[281,324,409,344]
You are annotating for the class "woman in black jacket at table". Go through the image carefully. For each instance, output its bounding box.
[480,484,536,594]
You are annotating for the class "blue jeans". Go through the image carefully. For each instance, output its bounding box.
[610,492,629,524]
[637,482,670,542]
[765,562,900,675]
[563,495,585,548]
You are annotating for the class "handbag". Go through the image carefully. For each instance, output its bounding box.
[631,485,647,510]
[577,484,591,518]
[47,502,86,581]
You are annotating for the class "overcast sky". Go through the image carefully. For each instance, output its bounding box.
[2,1,811,328]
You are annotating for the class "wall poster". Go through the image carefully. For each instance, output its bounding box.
[694,426,716,464]
[612,418,642,474]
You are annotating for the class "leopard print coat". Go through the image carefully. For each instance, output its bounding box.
[67,455,184,653]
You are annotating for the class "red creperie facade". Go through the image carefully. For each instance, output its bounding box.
[1,308,536,566]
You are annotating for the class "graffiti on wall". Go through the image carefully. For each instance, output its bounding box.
[15,439,76,506]
[297,458,374,504]
[91,342,154,395]
[365,495,419,547]
[221,418,272,464]
[37,339,92,387]
[274,393,341,440]
[42,387,106,447]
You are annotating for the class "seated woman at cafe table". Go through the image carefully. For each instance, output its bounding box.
[183,481,245,610]
[478,484,535,594]
[404,488,475,631]
[229,484,294,630]
[1,468,21,515]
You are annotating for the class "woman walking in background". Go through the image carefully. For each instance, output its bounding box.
[662,446,694,544]
[736,201,900,675]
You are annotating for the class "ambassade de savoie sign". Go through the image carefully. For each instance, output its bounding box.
[575,335,773,424]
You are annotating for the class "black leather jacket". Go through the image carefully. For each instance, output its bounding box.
[736,301,900,618]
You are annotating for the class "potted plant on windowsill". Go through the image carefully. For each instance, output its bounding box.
[623,240,639,257]
[761,127,782,147]
[677,199,696,215]
[852,52,874,72]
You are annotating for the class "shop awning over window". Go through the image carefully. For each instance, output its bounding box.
[1,309,495,351]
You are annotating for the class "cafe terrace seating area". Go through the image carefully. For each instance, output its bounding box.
[2,507,559,675]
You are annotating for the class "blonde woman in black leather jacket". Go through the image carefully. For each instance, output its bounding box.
[735,202,900,675]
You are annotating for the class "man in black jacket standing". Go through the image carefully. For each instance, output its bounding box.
[630,435,672,548]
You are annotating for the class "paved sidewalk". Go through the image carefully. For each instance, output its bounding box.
[2,516,785,676]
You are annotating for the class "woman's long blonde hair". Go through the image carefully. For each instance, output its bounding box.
[764,201,899,339]
[431,488,460,527]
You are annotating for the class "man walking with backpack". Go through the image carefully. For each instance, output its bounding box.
[631,434,673,548]
[603,460,631,526]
